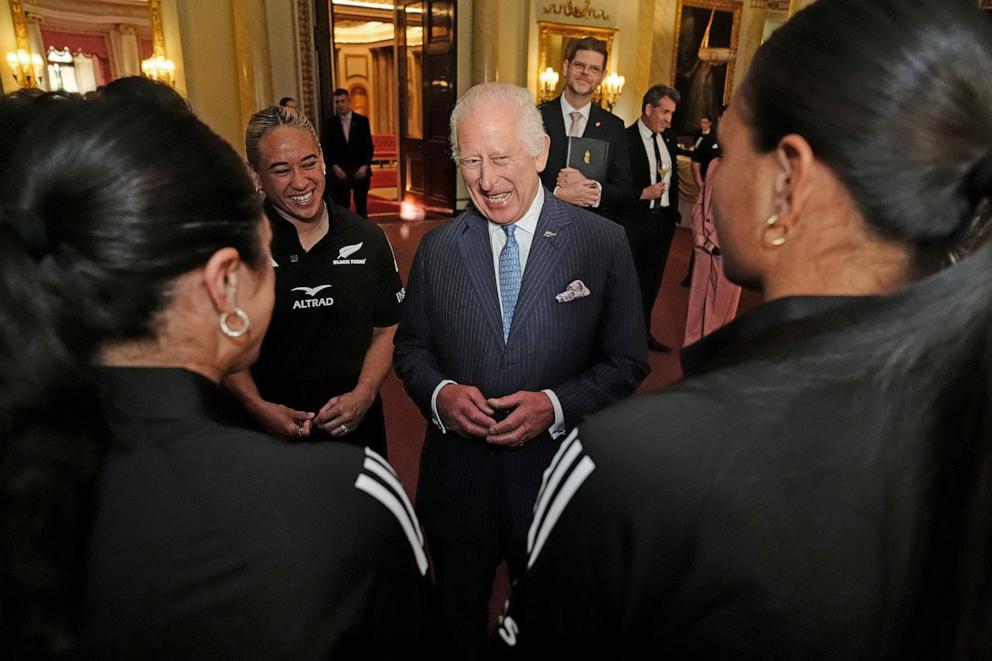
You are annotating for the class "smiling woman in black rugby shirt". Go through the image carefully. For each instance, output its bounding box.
[226,105,403,456]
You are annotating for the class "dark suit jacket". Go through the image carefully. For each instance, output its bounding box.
[393,191,648,538]
[625,122,682,223]
[322,111,374,172]
[539,97,637,222]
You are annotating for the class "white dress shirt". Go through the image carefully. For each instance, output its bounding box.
[487,186,543,312]
[637,118,673,208]
[430,186,566,439]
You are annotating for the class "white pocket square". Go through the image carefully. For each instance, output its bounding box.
[555,279,590,302]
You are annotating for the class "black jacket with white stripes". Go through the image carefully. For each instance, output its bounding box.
[493,296,928,659]
[84,367,435,660]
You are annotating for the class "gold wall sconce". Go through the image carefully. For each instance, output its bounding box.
[538,66,559,103]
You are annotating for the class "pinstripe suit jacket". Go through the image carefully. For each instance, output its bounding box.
[394,190,648,537]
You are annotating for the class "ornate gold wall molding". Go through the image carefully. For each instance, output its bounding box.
[540,0,612,23]
[9,0,32,52]
[295,0,316,124]
[148,0,165,56]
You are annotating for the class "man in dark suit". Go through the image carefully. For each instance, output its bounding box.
[394,82,648,660]
[538,37,636,223]
[624,85,684,353]
[322,88,374,217]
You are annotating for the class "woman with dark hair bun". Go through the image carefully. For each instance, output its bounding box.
[0,98,433,659]
[100,75,191,113]
[495,0,992,658]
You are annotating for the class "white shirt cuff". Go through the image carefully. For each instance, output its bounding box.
[590,180,602,208]
[430,380,456,433]
[542,388,566,439]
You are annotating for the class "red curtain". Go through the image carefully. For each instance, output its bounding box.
[40,29,112,85]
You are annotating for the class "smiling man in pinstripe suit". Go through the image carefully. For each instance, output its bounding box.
[393,82,648,660]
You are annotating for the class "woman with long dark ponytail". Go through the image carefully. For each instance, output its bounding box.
[494,0,992,658]
[1,98,434,658]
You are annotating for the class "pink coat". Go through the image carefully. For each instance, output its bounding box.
[683,158,742,346]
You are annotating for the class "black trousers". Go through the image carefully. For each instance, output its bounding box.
[625,207,678,330]
[330,173,371,218]
[417,433,557,660]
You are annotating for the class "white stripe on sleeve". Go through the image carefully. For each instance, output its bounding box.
[527,455,596,569]
[354,474,429,576]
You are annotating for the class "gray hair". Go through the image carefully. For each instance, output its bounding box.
[641,85,681,113]
[449,83,547,162]
[245,105,318,168]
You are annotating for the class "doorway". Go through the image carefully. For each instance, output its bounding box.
[395,0,456,214]
[315,0,456,216]
[316,0,400,214]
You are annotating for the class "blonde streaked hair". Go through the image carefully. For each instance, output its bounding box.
[245,105,319,168]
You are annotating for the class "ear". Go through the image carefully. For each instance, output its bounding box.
[770,133,816,231]
[535,134,551,174]
[201,247,244,314]
[248,167,263,194]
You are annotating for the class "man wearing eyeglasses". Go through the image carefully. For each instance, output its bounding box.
[538,37,637,223]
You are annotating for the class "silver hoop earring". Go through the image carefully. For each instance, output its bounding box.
[219,307,250,338]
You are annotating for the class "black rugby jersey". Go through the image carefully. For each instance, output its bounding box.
[252,200,403,417]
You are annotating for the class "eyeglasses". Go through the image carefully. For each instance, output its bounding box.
[569,62,603,76]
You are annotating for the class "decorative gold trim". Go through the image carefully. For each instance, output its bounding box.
[146,0,165,57]
[671,0,742,105]
[296,0,316,123]
[539,1,612,22]
[538,20,615,75]
[9,0,31,52]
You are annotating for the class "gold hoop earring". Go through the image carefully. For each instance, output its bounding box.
[219,307,250,338]
[763,213,787,248]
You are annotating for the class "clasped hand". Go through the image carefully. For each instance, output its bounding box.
[315,385,374,437]
[436,384,554,447]
[555,167,599,207]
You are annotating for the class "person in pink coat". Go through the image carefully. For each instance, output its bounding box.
[684,157,742,346]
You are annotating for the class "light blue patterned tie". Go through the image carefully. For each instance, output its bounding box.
[499,224,521,342]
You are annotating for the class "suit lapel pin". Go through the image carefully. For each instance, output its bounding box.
[544,230,557,238]
[594,121,601,128]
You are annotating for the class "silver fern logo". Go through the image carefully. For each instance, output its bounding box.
[333,241,368,265]
[337,242,363,259]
